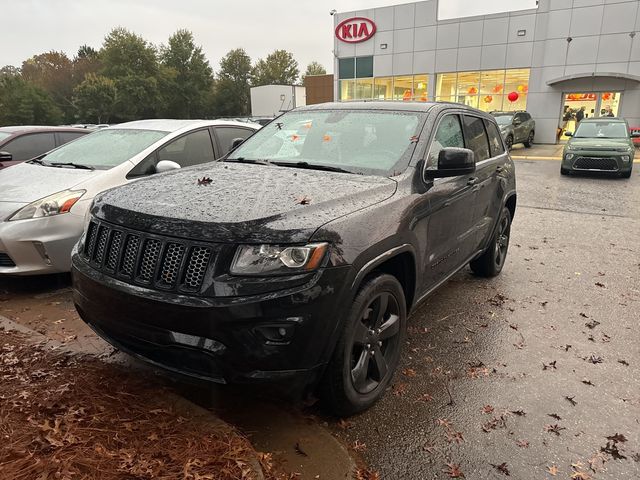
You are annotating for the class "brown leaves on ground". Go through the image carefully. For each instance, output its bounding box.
[490,462,510,476]
[197,176,213,185]
[402,368,417,377]
[544,424,567,436]
[293,195,311,205]
[547,464,559,476]
[354,468,381,480]
[443,463,465,478]
[391,382,409,396]
[0,330,262,480]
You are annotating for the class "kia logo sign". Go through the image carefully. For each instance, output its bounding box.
[335,17,376,43]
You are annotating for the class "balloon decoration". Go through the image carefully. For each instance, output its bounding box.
[467,86,478,95]
[507,91,519,102]
[492,84,503,93]
[517,84,528,93]
[602,92,612,101]
[483,95,493,104]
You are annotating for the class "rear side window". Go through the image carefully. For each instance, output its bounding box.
[484,120,505,157]
[427,114,464,167]
[462,115,490,162]
[215,127,255,155]
[3,133,56,161]
[157,129,215,168]
[58,132,87,145]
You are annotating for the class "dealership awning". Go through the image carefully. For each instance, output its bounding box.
[546,72,640,86]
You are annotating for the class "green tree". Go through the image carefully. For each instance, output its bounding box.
[159,29,213,118]
[213,48,252,116]
[302,61,327,81]
[0,74,62,126]
[251,50,299,86]
[100,27,160,121]
[21,51,74,122]
[73,73,116,123]
[73,45,101,87]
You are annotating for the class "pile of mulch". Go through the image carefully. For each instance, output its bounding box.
[0,328,279,480]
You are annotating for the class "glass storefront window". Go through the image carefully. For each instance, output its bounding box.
[436,69,530,112]
[339,59,355,79]
[436,73,457,101]
[413,75,428,101]
[355,78,374,100]
[374,77,393,100]
[340,80,355,101]
[393,76,413,101]
[355,57,374,78]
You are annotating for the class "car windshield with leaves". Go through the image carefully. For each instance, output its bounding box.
[574,121,629,139]
[34,129,168,170]
[227,110,424,176]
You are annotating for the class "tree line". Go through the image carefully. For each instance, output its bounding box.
[0,27,327,126]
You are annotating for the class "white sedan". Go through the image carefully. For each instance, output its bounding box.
[0,119,259,275]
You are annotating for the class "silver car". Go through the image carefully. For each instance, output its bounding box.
[0,119,259,275]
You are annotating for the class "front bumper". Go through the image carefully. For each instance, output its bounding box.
[561,151,633,173]
[0,212,85,275]
[71,252,352,390]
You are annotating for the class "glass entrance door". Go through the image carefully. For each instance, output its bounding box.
[558,92,622,142]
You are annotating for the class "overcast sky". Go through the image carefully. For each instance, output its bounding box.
[1,0,538,74]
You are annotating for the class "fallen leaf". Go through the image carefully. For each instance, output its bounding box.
[545,424,567,436]
[352,440,366,452]
[402,368,417,377]
[197,176,213,185]
[543,361,557,370]
[392,383,409,396]
[595,282,605,288]
[548,413,562,421]
[443,463,465,478]
[294,195,311,205]
[294,441,308,457]
[482,405,494,414]
[417,393,434,403]
[582,379,595,386]
[490,462,510,476]
[516,440,529,448]
[618,359,630,367]
[547,465,559,476]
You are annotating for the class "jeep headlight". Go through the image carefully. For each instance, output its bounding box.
[230,243,328,276]
[8,189,86,221]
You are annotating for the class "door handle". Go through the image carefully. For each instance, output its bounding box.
[467,177,478,186]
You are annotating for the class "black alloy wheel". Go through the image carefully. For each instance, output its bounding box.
[350,291,401,394]
[470,207,512,277]
[524,131,534,148]
[320,274,407,416]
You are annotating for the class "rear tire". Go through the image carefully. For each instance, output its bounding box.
[320,274,407,416]
[470,207,512,278]
[523,131,534,148]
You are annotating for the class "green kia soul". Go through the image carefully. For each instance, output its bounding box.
[561,118,638,178]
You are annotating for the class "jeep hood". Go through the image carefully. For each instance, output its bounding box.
[92,162,397,243]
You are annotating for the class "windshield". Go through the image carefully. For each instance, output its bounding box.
[228,110,424,176]
[40,129,168,169]
[0,132,12,142]
[574,121,628,139]
[493,114,514,126]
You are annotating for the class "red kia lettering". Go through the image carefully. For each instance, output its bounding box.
[335,17,377,44]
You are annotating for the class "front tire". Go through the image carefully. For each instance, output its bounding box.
[505,135,514,150]
[560,167,570,175]
[320,274,407,416]
[470,207,512,277]
[621,169,632,179]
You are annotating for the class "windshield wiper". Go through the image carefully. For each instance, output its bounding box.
[48,162,95,170]
[27,156,49,166]
[224,157,271,166]
[272,161,354,174]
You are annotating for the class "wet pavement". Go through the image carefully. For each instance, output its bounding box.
[331,159,640,478]
[1,157,639,479]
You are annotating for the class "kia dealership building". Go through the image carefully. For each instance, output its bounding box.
[332,0,640,143]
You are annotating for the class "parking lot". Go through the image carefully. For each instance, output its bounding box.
[1,154,639,479]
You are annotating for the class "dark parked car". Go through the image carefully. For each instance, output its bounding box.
[562,118,637,178]
[72,102,517,415]
[491,111,535,150]
[0,126,89,169]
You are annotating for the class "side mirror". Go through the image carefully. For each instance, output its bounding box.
[155,160,181,173]
[0,151,12,161]
[564,131,573,137]
[513,119,522,126]
[230,137,245,152]
[425,148,476,179]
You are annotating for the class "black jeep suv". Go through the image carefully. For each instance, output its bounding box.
[72,102,516,415]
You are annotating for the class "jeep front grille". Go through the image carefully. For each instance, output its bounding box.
[82,219,216,294]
